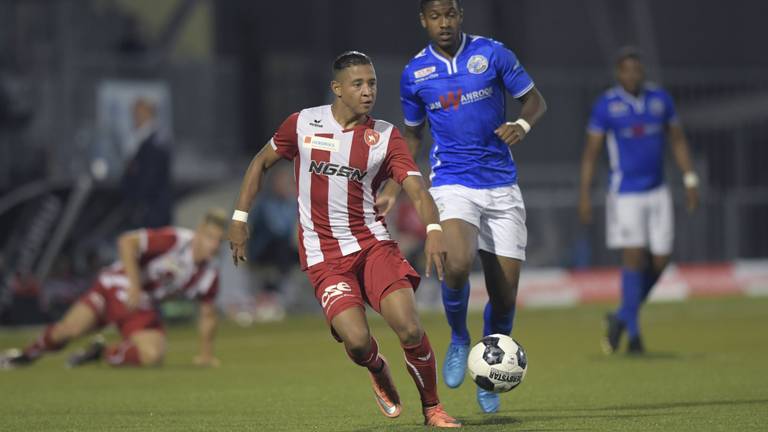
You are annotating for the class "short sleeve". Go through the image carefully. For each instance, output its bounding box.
[385,128,422,184]
[587,98,609,135]
[196,270,219,304]
[137,227,178,260]
[662,91,680,125]
[270,112,300,160]
[400,68,427,127]
[493,42,535,98]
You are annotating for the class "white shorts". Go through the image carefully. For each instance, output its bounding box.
[606,185,674,255]
[429,184,527,260]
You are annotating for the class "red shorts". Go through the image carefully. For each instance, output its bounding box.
[306,240,421,327]
[78,276,164,339]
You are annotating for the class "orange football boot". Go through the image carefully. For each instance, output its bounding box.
[423,404,462,428]
[368,355,401,418]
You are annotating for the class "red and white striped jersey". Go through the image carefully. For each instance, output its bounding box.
[270,105,422,269]
[100,227,219,303]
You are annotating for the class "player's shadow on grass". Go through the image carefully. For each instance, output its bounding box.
[464,412,664,429]
[592,398,768,412]
[510,398,768,414]
[463,415,521,427]
[586,351,697,362]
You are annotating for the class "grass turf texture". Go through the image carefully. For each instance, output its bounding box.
[1,296,767,431]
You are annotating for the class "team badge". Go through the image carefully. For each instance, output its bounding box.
[467,55,489,74]
[363,129,380,146]
[649,98,665,116]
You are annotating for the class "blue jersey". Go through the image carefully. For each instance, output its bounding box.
[400,34,535,189]
[588,85,679,193]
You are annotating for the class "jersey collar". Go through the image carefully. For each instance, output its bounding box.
[614,85,647,113]
[326,104,373,133]
[428,33,467,75]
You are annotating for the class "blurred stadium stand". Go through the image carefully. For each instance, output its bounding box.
[1,0,766,323]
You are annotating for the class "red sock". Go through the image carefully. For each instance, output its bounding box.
[23,325,66,359]
[346,336,384,372]
[403,333,439,407]
[105,341,142,367]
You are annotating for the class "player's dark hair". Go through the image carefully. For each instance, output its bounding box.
[332,51,373,76]
[615,46,642,66]
[420,0,462,13]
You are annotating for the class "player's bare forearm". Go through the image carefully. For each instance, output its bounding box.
[402,176,440,225]
[197,302,217,359]
[380,180,401,201]
[496,88,547,145]
[230,142,283,265]
[117,232,142,304]
[401,175,446,279]
[578,132,604,224]
[668,124,695,174]
[375,125,427,216]
[375,180,402,218]
[579,133,604,198]
[234,142,283,212]
[517,87,547,127]
[668,124,700,212]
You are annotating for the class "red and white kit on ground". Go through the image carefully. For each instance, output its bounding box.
[80,227,219,337]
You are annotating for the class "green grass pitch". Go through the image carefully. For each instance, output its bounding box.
[1,296,767,431]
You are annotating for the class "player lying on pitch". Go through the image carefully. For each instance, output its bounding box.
[1,209,226,369]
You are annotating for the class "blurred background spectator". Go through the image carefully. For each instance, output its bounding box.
[245,164,298,322]
[121,97,172,229]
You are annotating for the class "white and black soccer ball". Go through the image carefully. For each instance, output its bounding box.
[467,334,527,393]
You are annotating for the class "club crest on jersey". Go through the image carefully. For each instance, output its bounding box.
[649,98,665,117]
[467,55,489,74]
[414,66,436,79]
[364,129,380,146]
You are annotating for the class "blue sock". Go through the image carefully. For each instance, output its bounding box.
[483,301,515,337]
[616,269,644,338]
[640,269,661,303]
[441,281,470,345]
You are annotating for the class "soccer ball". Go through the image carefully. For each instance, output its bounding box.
[467,334,528,393]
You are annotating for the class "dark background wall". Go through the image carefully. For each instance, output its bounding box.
[1,0,766,266]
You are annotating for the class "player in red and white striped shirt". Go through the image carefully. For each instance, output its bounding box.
[229,52,460,428]
[1,209,226,369]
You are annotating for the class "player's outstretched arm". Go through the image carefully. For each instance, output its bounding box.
[229,142,284,266]
[117,231,143,311]
[375,124,427,216]
[401,175,446,281]
[579,132,604,225]
[495,87,547,146]
[668,124,699,213]
[194,301,219,367]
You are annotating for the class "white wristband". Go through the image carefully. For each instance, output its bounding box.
[510,118,531,134]
[232,210,249,223]
[426,223,442,233]
[683,172,699,188]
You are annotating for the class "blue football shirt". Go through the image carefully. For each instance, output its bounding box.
[587,84,679,193]
[400,33,535,189]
